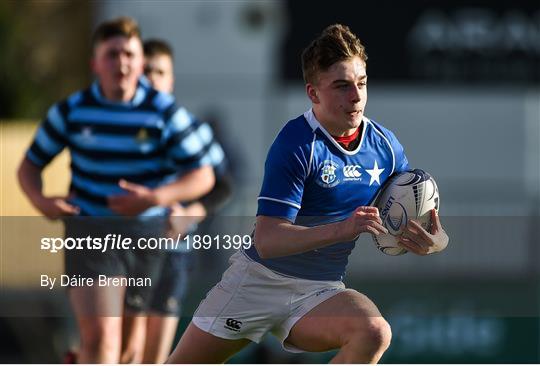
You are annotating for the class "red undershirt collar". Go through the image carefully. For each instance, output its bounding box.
[331,128,360,149]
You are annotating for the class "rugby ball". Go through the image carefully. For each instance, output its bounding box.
[372,169,439,255]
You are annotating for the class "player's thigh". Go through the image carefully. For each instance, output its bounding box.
[69,282,125,318]
[167,322,250,364]
[285,289,384,352]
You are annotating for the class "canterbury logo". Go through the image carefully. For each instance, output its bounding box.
[224,318,242,332]
[343,165,362,178]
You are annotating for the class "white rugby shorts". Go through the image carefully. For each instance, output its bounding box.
[192,251,346,352]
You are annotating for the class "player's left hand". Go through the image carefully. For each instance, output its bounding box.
[108,179,158,215]
[397,209,448,255]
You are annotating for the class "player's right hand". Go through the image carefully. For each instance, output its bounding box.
[36,196,80,219]
[339,206,388,241]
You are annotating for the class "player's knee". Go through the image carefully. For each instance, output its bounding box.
[361,317,392,353]
[80,321,121,355]
[120,348,143,364]
[345,317,392,354]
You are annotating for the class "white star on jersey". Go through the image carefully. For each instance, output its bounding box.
[366,160,385,186]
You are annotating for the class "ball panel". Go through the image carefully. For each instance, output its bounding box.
[381,246,408,256]
[371,169,439,256]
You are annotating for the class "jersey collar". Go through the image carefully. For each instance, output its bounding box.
[303,108,369,155]
[91,78,147,107]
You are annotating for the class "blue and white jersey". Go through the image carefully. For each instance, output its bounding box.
[26,78,225,216]
[244,109,409,281]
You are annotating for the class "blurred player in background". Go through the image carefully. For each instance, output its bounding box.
[17,17,218,363]
[142,39,175,95]
[120,38,232,363]
[167,24,448,364]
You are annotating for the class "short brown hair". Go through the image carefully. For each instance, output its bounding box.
[301,24,368,84]
[144,39,173,59]
[92,17,141,48]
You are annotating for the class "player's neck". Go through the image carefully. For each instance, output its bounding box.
[331,127,358,138]
[332,127,359,141]
[101,85,137,103]
[313,110,357,137]
[332,124,362,151]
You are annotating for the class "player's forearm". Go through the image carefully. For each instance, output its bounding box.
[153,165,215,207]
[17,158,46,208]
[197,173,233,214]
[254,216,346,259]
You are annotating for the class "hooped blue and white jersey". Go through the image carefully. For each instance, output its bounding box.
[244,109,409,281]
[26,78,225,217]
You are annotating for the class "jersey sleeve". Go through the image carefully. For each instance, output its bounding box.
[164,107,215,174]
[386,129,409,173]
[257,137,309,222]
[25,103,68,168]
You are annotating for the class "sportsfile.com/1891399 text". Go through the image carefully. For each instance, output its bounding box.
[40,233,253,253]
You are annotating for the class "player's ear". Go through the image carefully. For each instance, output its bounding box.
[306,83,320,104]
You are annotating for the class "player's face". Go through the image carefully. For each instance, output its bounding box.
[144,54,174,93]
[92,36,144,101]
[307,56,367,136]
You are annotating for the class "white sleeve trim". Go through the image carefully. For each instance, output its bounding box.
[258,196,301,210]
[307,133,316,176]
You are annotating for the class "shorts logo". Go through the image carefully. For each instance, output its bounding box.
[315,287,339,297]
[224,318,243,332]
[126,294,144,308]
[317,160,340,188]
[343,165,362,181]
[166,297,179,313]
